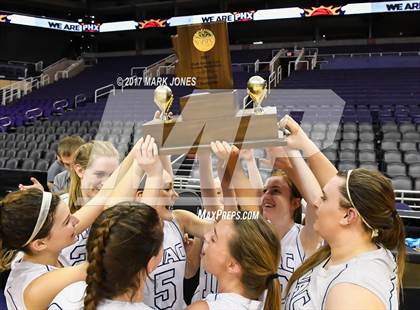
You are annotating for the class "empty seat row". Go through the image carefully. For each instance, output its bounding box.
[386,163,420,178]
[0,149,56,161]
[381,131,420,141]
[335,161,378,171]
[381,122,420,133]
[381,140,420,152]
[382,151,420,164]
[0,158,50,171]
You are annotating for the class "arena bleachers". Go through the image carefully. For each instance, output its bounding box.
[275,67,420,190]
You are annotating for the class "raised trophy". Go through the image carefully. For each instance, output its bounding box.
[154,85,174,122]
[247,75,267,114]
[142,21,285,155]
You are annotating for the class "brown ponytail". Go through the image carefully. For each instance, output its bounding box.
[84,202,163,310]
[286,169,406,297]
[229,215,281,310]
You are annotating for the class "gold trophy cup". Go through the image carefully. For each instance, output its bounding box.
[247,75,267,115]
[154,85,174,122]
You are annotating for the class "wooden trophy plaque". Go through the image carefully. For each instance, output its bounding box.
[172,21,233,89]
[142,21,285,155]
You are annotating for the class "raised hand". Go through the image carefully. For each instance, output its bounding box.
[263,146,293,171]
[239,148,254,162]
[278,115,311,150]
[154,110,173,120]
[19,177,45,192]
[135,135,162,177]
[210,141,239,162]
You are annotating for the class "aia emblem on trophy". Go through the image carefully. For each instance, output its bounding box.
[192,29,216,52]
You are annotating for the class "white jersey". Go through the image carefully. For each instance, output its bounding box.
[98,299,153,310]
[144,219,187,310]
[5,256,86,310]
[60,228,90,266]
[205,293,263,310]
[279,224,305,298]
[59,192,90,267]
[48,282,86,310]
[284,247,398,310]
[191,261,218,303]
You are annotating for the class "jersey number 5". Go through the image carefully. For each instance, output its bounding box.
[154,268,177,310]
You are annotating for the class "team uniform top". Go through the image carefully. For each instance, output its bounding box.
[143,219,187,310]
[97,299,153,310]
[59,193,90,267]
[5,255,86,310]
[284,247,398,310]
[204,293,263,310]
[59,229,90,267]
[191,260,218,303]
[279,223,305,299]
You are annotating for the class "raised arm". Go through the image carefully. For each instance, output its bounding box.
[281,115,337,187]
[211,141,259,211]
[174,209,214,239]
[136,136,163,208]
[24,262,87,310]
[239,148,263,190]
[267,146,322,256]
[197,151,224,212]
[216,157,237,212]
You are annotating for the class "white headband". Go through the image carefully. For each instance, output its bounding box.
[346,170,379,239]
[23,192,53,247]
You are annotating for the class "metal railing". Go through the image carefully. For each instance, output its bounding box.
[94,84,115,103]
[54,59,85,81]
[0,77,37,105]
[395,190,420,210]
[268,71,275,94]
[35,60,43,72]
[0,116,12,128]
[157,65,175,77]
[54,70,68,81]
[53,99,68,114]
[288,60,309,76]
[130,66,146,77]
[255,60,270,73]
[25,108,43,123]
[74,94,87,108]
[40,74,50,87]
[269,49,286,87]
[318,51,420,59]
[142,54,177,78]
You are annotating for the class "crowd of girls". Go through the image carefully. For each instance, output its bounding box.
[0,113,405,310]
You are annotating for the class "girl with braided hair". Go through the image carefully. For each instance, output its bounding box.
[0,136,153,309]
[83,201,163,310]
[19,203,163,310]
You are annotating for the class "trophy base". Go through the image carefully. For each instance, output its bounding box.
[143,106,284,155]
[157,131,286,155]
